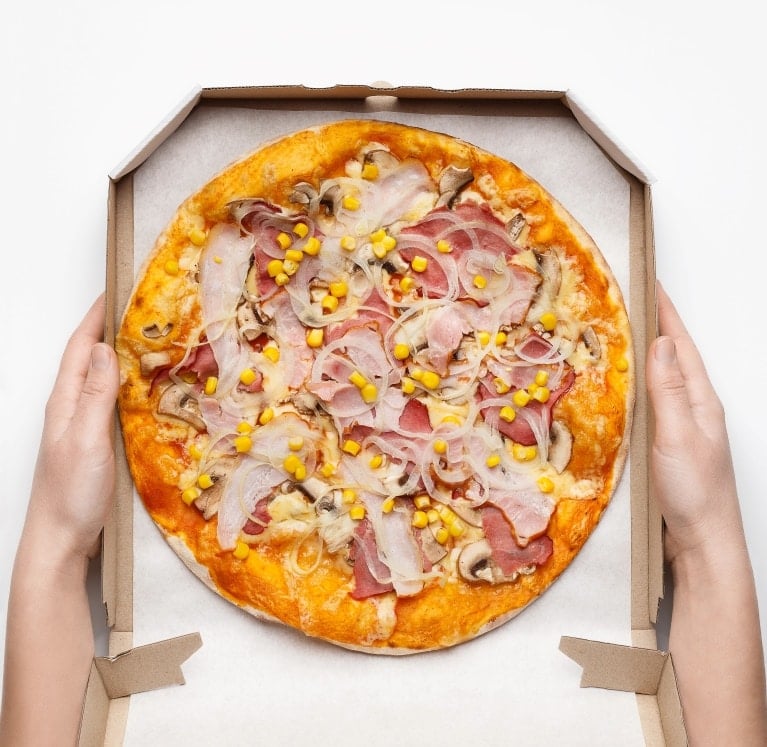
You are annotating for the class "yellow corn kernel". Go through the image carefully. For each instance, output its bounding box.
[616,356,629,372]
[204,376,218,395]
[283,454,301,474]
[410,368,424,382]
[393,343,410,360]
[524,445,538,461]
[414,494,431,509]
[399,276,415,292]
[321,294,339,313]
[401,377,416,394]
[433,439,448,455]
[189,227,207,246]
[486,453,501,468]
[320,462,336,478]
[495,331,508,346]
[293,222,309,238]
[494,377,511,394]
[181,486,201,505]
[436,239,452,254]
[381,497,395,513]
[477,331,491,346]
[360,383,378,403]
[527,383,539,397]
[441,415,462,426]
[448,519,466,538]
[369,454,383,469]
[412,510,429,529]
[188,443,203,460]
[342,195,361,211]
[294,463,307,481]
[276,232,292,250]
[274,272,290,286]
[329,280,348,297]
[164,259,179,276]
[434,526,450,544]
[372,242,388,259]
[234,435,252,453]
[473,274,487,289]
[420,371,441,390]
[539,312,557,331]
[348,370,368,389]
[411,255,428,273]
[370,228,387,243]
[534,370,550,386]
[512,443,528,461]
[262,345,280,363]
[233,541,250,560]
[537,476,555,493]
[533,386,551,403]
[382,235,397,251]
[197,473,214,490]
[349,504,366,521]
[439,506,456,525]
[236,421,253,434]
[306,328,324,348]
[342,439,361,456]
[284,248,304,263]
[427,509,441,524]
[342,488,357,504]
[303,236,322,256]
[361,162,379,180]
[213,255,223,264]
[282,259,300,276]
[512,389,531,407]
[258,407,274,425]
[340,235,357,251]
[499,405,516,423]
[239,368,257,386]
[288,436,304,451]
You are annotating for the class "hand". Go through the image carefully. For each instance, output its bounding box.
[26,294,120,563]
[645,283,741,564]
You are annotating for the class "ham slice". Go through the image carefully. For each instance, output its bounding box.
[481,505,553,576]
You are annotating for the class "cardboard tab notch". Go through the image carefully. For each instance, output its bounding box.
[93,632,202,700]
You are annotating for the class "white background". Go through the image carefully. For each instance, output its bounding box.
[1,0,765,738]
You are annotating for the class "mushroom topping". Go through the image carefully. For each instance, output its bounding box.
[581,326,601,362]
[527,250,563,324]
[506,213,527,242]
[318,183,342,215]
[363,148,400,173]
[435,165,474,208]
[457,539,496,583]
[194,456,236,519]
[141,322,173,339]
[157,384,206,431]
[548,420,573,474]
[295,476,330,502]
[236,301,264,342]
[316,492,342,519]
[449,501,483,528]
[417,527,448,565]
[139,351,171,377]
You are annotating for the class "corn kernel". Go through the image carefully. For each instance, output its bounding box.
[410,368,424,382]
[197,473,214,489]
[477,331,491,346]
[329,280,348,297]
[320,462,336,478]
[288,436,304,451]
[340,235,356,251]
[512,443,528,461]
[439,507,456,525]
[164,259,179,276]
[512,389,531,407]
[382,235,397,251]
[436,239,452,253]
[533,386,551,403]
[342,195,361,211]
[370,228,387,243]
[204,376,218,395]
[342,488,357,504]
[303,236,321,255]
[486,453,501,468]
[293,222,309,238]
[427,509,440,524]
[539,312,557,331]
[411,255,428,273]
[372,242,388,259]
[524,445,538,461]
[349,504,366,521]
[321,295,339,313]
[266,259,283,277]
[213,255,223,264]
[262,345,280,363]
[283,454,301,474]
[349,370,368,388]
[393,343,410,360]
[495,331,508,346]
[494,377,511,394]
[441,415,462,426]
[189,443,203,460]
[381,497,395,513]
[412,510,429,529]
[342,439,361,456]
[420,371,441,390]
[294,463,307,481]
[234,435,252,453]
[369,454,383,469]
[473,275,487,289]
[433,439,448,454]
[306,328,324,348]
[434,526,450,544]
[274,272,290,286]
[616,356,629,372]
[236,421,253,434]
[499,406,516,423]
[537,476,555,493]
[284,248,304,263]
[233,541,250,560]
[448,519,466,538]
[399,276,415,292]
[276,232,292,250]
[401,377,416,394]
[258,407,274,425]
[239,368,257,386]
[189,227,207,246]
[414,494,431,509]
[181,486,200,505]
[282,259,300,276]
[360,383,378,403]
[534,370,550,386]
[361,162,379,180]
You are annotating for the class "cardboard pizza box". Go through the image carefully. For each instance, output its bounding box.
[83,84,686,746]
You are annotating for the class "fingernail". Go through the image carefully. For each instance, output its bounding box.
[91,343,110,370]
[655,336,676,364]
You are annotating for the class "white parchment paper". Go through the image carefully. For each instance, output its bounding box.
[124,102,643,746]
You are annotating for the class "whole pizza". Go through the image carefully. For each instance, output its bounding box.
[116,118,634,653]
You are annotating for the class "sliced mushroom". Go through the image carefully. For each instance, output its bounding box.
[449,501,483,528]
[581,326,601,362]
[536,250,562,296]
[458,539,496,583]
[295,476,330,502]
[417,527,448,565]
[289,182,318,206]
[139,351,171,377]
[506,212,527,242]
[318,183,342,215]
[236,301,264,342]
[157,384,205,431]
[548,420,573,474]
[194,456,236,519]
[316,492,342,519]
[435,165,474,208]
[363,148,400,173]
[141,323,173,339]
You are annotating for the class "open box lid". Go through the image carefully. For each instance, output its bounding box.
[88,84,685,746]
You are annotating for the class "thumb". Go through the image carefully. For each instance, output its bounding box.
[74,343,120,445]
[646,336,693,445]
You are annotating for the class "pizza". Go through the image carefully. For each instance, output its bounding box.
[115,118,634,653]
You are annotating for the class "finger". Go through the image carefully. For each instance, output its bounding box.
[44,295,108,439]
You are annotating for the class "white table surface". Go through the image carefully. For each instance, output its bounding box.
[2,0,765,735]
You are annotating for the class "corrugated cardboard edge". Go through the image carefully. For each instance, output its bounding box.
[93,83,681,745]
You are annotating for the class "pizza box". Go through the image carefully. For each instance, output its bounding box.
[82,84,686,746]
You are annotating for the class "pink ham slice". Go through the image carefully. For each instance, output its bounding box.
[350,518,394,599]
[481,505,553,574]
[486,486,555,547]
